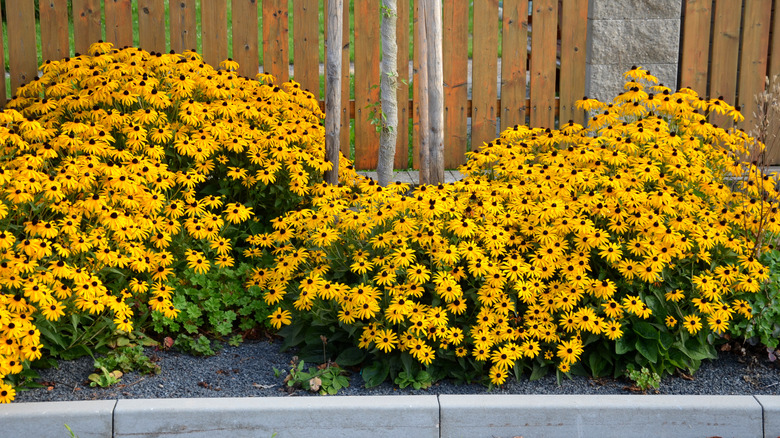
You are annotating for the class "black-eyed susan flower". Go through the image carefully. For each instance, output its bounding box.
[683,315,703,335]
[269,308,292,329]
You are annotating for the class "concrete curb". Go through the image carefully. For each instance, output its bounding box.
[0,399,115,438]
[1,395,778,438]
[439,395,764,438]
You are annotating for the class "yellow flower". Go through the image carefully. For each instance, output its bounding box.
[604,320,623,340]
[0,382,15,403]
[556,338,584,365]
[707,313,729,334]
[489,365,508,385]
[185,250,210,275]
[373,329,398,353]
[683,315,703,335]
[224,203,253,224]
[269,308,292,329]
[665,289,685,302]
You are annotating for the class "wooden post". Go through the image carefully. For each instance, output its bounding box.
[378,0,399,186]
[417,1,430,184]
[424,0,444,184]
[325,0,343,185]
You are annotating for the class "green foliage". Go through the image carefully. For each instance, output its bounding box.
[282,357,350,395]
[151,263,272,355]
[89,333,160,387]
[88,366,122,388]
[34,314,115,362]
[64,424,78,438]
[732,249,780,350]
[172,334,219,356]
[626,366,661,392]
[93,344,160,376]
[394,370,433,390]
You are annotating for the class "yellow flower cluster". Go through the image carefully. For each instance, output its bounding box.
[257,68,775,385]
[0,42,331,402]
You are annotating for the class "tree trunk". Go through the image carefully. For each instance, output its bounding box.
[424,0,444,184]
[417,1,430,185]
[377,0,399,186]
[324,0,343,185]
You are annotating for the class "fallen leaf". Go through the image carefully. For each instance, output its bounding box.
[308,377,322,392]
[252,383,277,389]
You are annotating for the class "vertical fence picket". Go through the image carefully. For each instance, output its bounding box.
[7,1,38,95]
[202,1,228,67]
[104,0,133,49]
[529,0,557,129]
[138,0,167,53]
[501,0,528,130]
[709,0,742,128]
[0,6,5,105]
[558,0,587,125]
[293,1,320,95]
[353,0,380,169]
[679,0,712,96]
[395,0,411,168]
[232,0,260,78]
[471,0,499,149]
[412,3,420,168]
[73,0,103,55]
[443,0,468,168]
[40,0,70,62]
[737,0,772,130]
[340,1,350,158]
[170,0,197,53]
[263,0,290,82]
[771,1,780,81]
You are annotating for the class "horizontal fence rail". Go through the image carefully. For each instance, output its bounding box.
[0,0,588,170]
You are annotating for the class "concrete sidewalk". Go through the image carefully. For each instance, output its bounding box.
[2,394,778,437]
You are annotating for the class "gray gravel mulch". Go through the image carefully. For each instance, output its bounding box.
[13,338,780,403]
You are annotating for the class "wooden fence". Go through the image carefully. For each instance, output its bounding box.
[0,0,588,170]
[680,0,779,161]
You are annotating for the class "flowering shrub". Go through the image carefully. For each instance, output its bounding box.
[0,42,336,402]
[257,68,778,386]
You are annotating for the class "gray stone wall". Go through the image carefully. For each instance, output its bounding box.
[585,0,682,103]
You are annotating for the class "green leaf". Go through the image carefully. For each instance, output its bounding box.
[635,339,658,363]
[659,331,673,350]
[335,347,366,367]
[36,323,67,349]
[529,363,547,381]
[361,361,389,388]
[60,345,92,361]
[633,321,659,340]
[615,336,633,355]
[683,339,717,361]
[588,353,606,378]
[335,375,349,389]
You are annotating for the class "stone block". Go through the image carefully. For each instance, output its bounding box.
[589,19,680,65]
[589,0,682,20]
[114,396,439,438]
[0,400,115,438]
[439,394,762,438]
[586,63,678,102]
[756,395,780,438]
